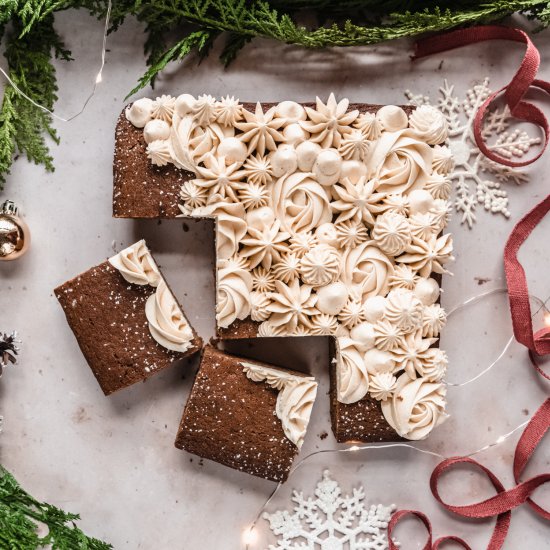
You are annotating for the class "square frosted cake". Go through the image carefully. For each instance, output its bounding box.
[55,240,202,395]
[114,94,453,441]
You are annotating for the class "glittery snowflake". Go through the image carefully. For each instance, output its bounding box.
[262,470,395,550]
[405,78,542,228]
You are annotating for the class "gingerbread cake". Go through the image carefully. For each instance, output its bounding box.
[114,94,453,443]
[55,240,202,395]
[175,345,318,482]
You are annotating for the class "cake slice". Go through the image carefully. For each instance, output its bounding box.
[175,345,318,482]
[55,240,202,395]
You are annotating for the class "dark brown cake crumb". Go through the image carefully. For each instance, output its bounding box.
[55,257,202,395]
[175,346,315,482]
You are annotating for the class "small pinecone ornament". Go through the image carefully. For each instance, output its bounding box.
[0,200,30,261]
[0,331,19,376]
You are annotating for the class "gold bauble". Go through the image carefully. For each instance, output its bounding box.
[0,200,30,261]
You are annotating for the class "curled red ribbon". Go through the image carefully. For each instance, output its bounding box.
[388,400,549,550]
[389,25,550,549]
[413,25,549,168]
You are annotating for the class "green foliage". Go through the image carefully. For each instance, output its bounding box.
[1,0,550,187]
[0,465,112,550]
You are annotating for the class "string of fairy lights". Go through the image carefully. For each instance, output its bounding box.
[1,12,548,549]
[243,289,550,548]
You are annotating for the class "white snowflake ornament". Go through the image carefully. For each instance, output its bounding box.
[262,470,395,550]
[405,78,541,228]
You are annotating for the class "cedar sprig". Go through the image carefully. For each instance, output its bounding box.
[3,0,550,187]
[0,465,112,549]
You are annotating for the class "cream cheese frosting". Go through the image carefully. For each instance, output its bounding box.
[241,362,317,448]
[109,241,194,353]
[381,373,448,440]
[109,240,161,287]
[126,94,455,440]
[145,281,194,352]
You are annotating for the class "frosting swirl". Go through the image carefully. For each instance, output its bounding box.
[272,172,332,234]
[109,240,161,287]
[408,105,448,145]
[216,259,253,328]
[368,130,433,195]
[241,362,317,448]
[335,337,369,404]
[342,242,394,299]
[145,281,194,352]
[372,212,411,256]
[381,373,448,440]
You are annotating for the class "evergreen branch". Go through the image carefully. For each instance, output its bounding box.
[0,15,69,188]
[0,465,112,549]
[2,0,550,185]
[127,27,218,97]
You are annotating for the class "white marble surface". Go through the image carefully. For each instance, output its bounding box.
[1,12,549,550]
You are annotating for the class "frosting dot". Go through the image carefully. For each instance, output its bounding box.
[364,348,396,374]
[363,296,386,323]
[414,278,440,306]
[376,105,408,132]
[284,123,308,146]
[296,141,321,171]
[143,119,170,144]
[218,137,248,164]
[175,94,196,117]
[271,146,298,177]
[126,98,153,128]
[408,189,435,215]
[350,322,375,351]
[246,206,275,230]
[313,149,342,186]
[316,282,348,315]
[275,100,307,121]
[340,160,367,183]
[315,223,339,247]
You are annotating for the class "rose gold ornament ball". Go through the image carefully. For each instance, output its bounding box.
[0,201,30,261]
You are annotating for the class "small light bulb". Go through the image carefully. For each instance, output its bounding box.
[95,72,103,84]
[544,311,550,328]
[349,445,360,452]
[496,435,506,444]
[243,526,257,546]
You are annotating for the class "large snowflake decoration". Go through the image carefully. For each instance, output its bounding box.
[262,470,395,549]
[405,78,541,228]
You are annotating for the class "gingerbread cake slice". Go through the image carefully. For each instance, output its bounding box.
[55,240,202,395]
[175,345,318,482]
[114,94,453,443]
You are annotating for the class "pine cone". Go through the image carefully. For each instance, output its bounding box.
[0,331,19,375]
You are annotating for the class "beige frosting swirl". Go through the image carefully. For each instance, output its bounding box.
[335,337,369,404]
[216,260,252,328]
[369,372,398,401]
[385,289,423,332]
[194,201,247,260]
[368,130,433,195]
[342,242,394,300]
[145,281,194,352]
[372,212,411,256]
[272,172,332,234]
[408,105,448,145]
[381,373,448,440]
[241,362,317,448]
[300,245,341,287]
[109,240,161,287]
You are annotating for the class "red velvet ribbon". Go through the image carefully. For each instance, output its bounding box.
[388,25,550,549]
[388,400,549,550]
